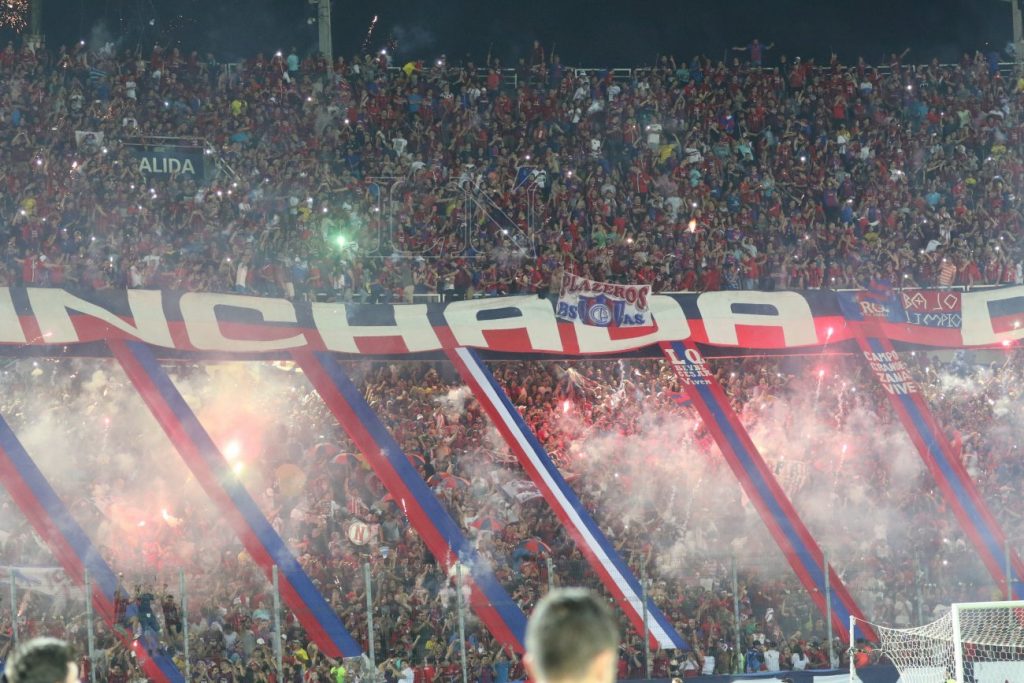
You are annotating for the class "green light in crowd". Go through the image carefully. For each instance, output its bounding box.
[335,234,347,248]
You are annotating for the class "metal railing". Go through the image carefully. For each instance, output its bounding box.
[216,59,1022,88]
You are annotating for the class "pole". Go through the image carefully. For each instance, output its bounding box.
[8,567,17,645]
[849,615,856,683]
[317,0,333,67]
[951,604,965,683]
[364,563,377,674]
[1006,540,1017,639]
[915,558,925,626]
[1006,539,1013,601]
[272,565,284,683]
[30,0,43,44]
[180,569,191,682]
[641,560,651,679]
[84,570,97,683]
[731,555,742,674]
[1010,0,1024,72]
[824,550,835,669]
[456,564,468,683]
[544,557,554,594]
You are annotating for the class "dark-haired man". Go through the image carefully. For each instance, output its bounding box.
[524,588,619,683]
[3,638,78,683]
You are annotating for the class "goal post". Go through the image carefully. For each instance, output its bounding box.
[951,600,1024,683]
[851,600,1024,683]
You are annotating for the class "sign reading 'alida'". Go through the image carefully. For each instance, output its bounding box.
[127,139,206,179]
[0,286,1022,358]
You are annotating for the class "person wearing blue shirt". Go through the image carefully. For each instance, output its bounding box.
[493,650,513,683]
[745,641,765,673]
[287,48,300,75]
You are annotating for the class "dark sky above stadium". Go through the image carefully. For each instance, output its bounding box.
[26,0,1018,66]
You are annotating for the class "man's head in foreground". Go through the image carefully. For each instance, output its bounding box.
[3,638,78,683]
[524,588,619,683]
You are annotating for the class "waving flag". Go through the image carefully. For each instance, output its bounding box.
[667,391,693,408]
[429,472,470,491]
[517,538,552,558]
[470,515,505,533]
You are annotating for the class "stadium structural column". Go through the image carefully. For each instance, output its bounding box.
[843,316,1024,600]
[731,556,742,665]
[290,349,529,653]
[443,346,687,651]
[316,0,333,66]
[364,563,377,672]
[84,569,97,683]
[108,339,363,659]
[659,340,876,643]
[273,565,284,683]
[0,411,185,683]
[179,569,191,682]
[1010,0,1024,70]
[29,0,43,47]
[7,566,16,644]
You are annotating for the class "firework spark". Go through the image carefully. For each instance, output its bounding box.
[361,14,378,53]
[0,0,28,31]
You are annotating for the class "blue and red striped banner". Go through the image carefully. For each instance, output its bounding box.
[109,340,362,658]
[291,349,528,652]
[660,340,875,642]
[447,347,686,651]
[0,412,184,683]
[842,315,1024,599]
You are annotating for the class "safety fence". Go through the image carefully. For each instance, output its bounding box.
[1,538,1003,682]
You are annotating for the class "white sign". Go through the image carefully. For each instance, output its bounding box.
[556,274,651,327]
[347,521,377,546]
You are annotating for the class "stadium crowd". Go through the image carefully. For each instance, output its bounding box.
[0,347,1021,680]
[1,31,1024,683]
[0,37,1023,297]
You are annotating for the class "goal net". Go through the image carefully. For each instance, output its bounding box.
[852,601,1024,683]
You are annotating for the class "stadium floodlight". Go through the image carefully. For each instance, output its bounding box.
[851,600,1024,683]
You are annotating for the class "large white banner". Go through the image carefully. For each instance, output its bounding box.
[0,566,80,597]
[555,274,651,327]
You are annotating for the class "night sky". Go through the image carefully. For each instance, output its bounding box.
[12,0,1019,66]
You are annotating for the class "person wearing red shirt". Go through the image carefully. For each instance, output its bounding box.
[700,265,722,291]
[958,257,981,286]
[414,658,439,683]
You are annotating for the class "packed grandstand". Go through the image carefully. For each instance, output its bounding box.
[0,34,1023,682]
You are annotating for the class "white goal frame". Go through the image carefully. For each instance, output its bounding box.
[850,600,1024,683]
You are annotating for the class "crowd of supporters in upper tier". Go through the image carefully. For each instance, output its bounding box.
[1,40,1023,298]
